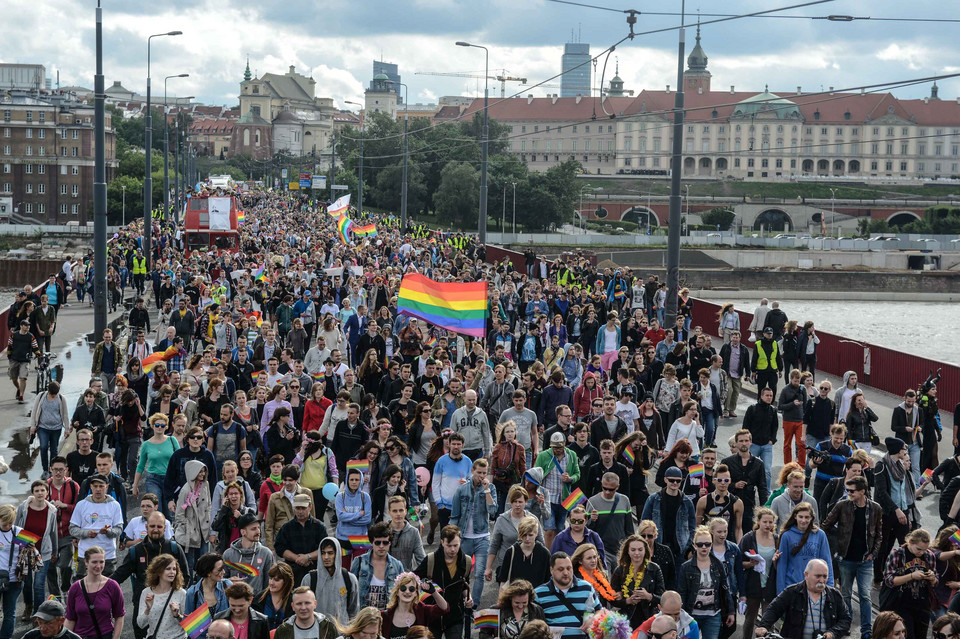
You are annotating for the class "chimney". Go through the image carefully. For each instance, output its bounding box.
[289,65,295,74]
[829,86,834,95]
[576,95,582,104]
[730,85,735,94]
[924,97,929,104]
[666,85,671,93]
[698,87,703,94]
[861,88,866,95]
[527,95,533,101]
[552,95,559,104]
[797,86,802,95]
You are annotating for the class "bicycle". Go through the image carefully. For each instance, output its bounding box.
[34,352,58,395]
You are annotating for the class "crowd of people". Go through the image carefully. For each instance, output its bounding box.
[3,187,960,639]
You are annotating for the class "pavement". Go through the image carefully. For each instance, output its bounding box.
[0,299,949,639]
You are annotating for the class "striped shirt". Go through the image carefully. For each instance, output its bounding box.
[534,578,601,639]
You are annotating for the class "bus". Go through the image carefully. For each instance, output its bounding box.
[183,193,241,253]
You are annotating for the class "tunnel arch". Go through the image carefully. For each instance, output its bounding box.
[753,208,794,232]
[887,211,922,227]
[622,206,660,228]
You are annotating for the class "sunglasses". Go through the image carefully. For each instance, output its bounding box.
[650,632,676,639]
[714,478,731,483]
[188,435,203,441]
[399,585,418,593]
[845,487,860,494]
[666,478,681,484]
[373,540,390,547]
[569,518,585,525]
[694,542,712,548]
[640,533,656,540]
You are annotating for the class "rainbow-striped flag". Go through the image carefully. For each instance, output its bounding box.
[398,273,488,339]
[237,210,245,224]
[951,530,960,548]
[337,215,353,244]
[347,535,371,551]
[354,223,378,237]
[561,487,586,512]
[223,560,260,577]
[688,463,705,478]
[141,345,180,374]
[419,585,443,602]
[424,334,438,348]
[13,529,40,547]
[311,372,326,382]
[921,468,934,485]
[327,194,351,218]
[253,265,267,282]
[622,447,635,465]
[346,459,369,474]
[473,610,499,630]
[180,606,212,639]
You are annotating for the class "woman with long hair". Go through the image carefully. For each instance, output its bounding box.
[303,383,331,434]
[182,354,206,398]
[707,518,744,639]
[571,543,616,607]
[845,392,879,452]
[739,507,779,639]
[549,314,567,349]
[656,439,693,488]
[153,384,179,424]
[490,421,526,517]
[126,358,149,408]
[260,384,293,434]
[872,612,906,639]
[358,349,382,396]
[136,554,187,639]
[14,481,57,619]
[335,606,383,639]
[717,303,739,345]
[798,320,820,378]
[665,342,689,382]
[265,407,300,464]
[615,432,654,517]
[495,579,546,639]
[237,450,263,497]
[678,526,735,639]
[611,534,665,627]
[64,546,125,639]
[355,440,383,496]
[635,393,665,452]
[253,562,295,630]
[378,436,418,507]
[29,380,70,479]
[776,502,833,592]
[381,572,449,639]
[652,364,680,428]
[636,520,676,592]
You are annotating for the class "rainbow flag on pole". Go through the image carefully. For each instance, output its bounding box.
[327,194,351,218]
[337,215,354,244]
[347,535,372,551]
[13,530,40,547]
[346,459,370,474]
[223,560,260,577]
[237,210,245,224]
[921,468,934,485]
[688,463,705,478]
[180,606,212,639]
[354,223,378,237]
[253,265,268,282]
[141,346,180,374]
[561,487,586,511]
[621,447,635,465]
[951,530,960,548]
[397,273,488,339]
[474,610,499,631]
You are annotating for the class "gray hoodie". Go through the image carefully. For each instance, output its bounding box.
[305,537,359,625]
[387,522,426,571]
[834,371,859,421]
[14,500,58,561]
[222,536,274,593]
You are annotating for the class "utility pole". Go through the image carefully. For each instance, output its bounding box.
[93,0,107,336]
[664,3,686,332]
[511,181,517,235]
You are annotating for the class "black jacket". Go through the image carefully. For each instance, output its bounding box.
[589,416,628,450]
[677,555,734,618]
[777,384,806,423]
[585,460,630,498]
[845,407,879,443]
[721,453,770,510]
[214,609,270,639]
[738,530,779,601]
[762,309,788,338]
[743,400,779,445]
[719,343,750,378]
[113,536,189,595]
[758,582,851,639]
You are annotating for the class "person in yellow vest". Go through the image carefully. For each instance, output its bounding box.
[752,326,784,396]
[131,248,147,296]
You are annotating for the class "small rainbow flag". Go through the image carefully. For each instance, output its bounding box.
[424,334,438,348]
[951,530,960,548]
[346,459,370,473]
[688,463,705,478]
[561,487,586,512]
[473,610,499,630]
[622,447,635,465]
[223,560,260,577]
[13,530,41,547]
[253,265,268,282]
[921,469,934,485]
[337,215,354,244]
[419,585,443,603]
[311,372,326,382]
[237,210,245,224]
[180,606,212,639]
[347,535,372,551]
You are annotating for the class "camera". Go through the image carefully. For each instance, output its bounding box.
[803,445,828,464]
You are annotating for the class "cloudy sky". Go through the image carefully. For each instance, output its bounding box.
[2,0,958,110]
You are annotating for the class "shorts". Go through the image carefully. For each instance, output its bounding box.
[9,360,28,381]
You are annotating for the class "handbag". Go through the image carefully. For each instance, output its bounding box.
[80,579,107,639]
[147,589,175,639]
[0,536,14,592]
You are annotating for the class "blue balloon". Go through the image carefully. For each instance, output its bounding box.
[321,482,340,501]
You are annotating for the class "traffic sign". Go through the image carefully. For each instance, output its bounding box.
[331,184,349,190]
[299,172,312,189]
[288,181,300,190]
[281,169,288,179]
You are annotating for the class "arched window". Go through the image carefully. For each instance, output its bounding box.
[255,130,261,146]
[243,129,250,146]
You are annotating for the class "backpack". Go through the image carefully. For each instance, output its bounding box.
[305,568,354,601]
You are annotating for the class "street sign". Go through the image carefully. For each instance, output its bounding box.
[311,176,327,190]
[281,169,288,179]
[288,181,300,190]
[331,184,349,190]
[299,172,312,189]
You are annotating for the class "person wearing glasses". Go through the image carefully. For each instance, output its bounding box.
[817,458,863,521]
[695,464,743,541]
[756,559,850,639]
[677,526,735,639]
[933,612,960,639]
[46,456,80,598]
[348,521,403,612]
[642,466,695,583]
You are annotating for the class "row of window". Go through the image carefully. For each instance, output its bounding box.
[2,146,80,157]
[514,139,616,152]
[3,128,81,140]
[0,199,80,215]
[3,110,47,123]
[1,182,80,196]
[522,154,614,163]
[3,164,80,175]
[512,123,616,134]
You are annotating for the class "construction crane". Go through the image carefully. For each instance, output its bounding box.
[415,70,527,98]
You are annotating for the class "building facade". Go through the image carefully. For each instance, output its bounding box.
[365,74,398,119]
[0,94,117,223]
[371,61,402,103]
[561,43,591,98]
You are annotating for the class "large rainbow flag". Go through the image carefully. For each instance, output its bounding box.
[328,194,351,218]
[337,215,353,244]
[397,273,487,338]
[354,223,377,237]
[141,345,180,374]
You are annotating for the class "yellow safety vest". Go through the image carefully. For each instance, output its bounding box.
[755,340,779,370]
[132,256,146,275]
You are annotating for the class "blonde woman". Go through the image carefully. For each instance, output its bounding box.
[571,544,616,607]
[381,572,449,638]
[335,606,383,639]
[137,554,187,639]
[133,414,179,511]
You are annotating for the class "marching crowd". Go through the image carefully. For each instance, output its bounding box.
[2,188,960,639]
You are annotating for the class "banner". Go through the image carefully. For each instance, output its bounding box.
[208,197,231,230]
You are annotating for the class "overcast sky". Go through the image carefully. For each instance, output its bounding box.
[3,0,958,111]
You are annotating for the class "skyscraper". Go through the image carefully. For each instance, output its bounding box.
[371,61,402,103]
[561,42,590,97]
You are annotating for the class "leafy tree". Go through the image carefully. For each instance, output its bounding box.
[701,207,736,230]
[371,163,426,214]
[434,162,478,228]
[106,175,142,226]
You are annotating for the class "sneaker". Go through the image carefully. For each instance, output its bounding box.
[40,470,50,480]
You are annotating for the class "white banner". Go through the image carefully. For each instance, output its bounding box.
[208,197,231,230]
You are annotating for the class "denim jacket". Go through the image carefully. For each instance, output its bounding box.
[640,491,697,554]
[349,550,404,606]
[450,480,498,536]
[716,539,746,599]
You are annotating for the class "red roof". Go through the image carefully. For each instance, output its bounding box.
[459,95,636,121]
[189,118,235,135]
[433,105,462,120]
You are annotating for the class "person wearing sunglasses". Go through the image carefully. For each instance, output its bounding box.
[348,521,404,612]
[933,613,960,639]
[381,572,449,639]
[641,466,696,583]
[677,526,735,639]
[695,464,744,542]
[162,426,218,516]
[756,558,850,639]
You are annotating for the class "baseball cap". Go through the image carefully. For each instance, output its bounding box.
[293,494,311,508]
[762,327,773,334]
[550,432,565,446]
[665,466,684,479]
[33,600,65,621]
[88,474,109,485]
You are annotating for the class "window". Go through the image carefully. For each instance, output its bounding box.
[653,138,661,152]
[687,125,694,133]
[624,123,631,132]
[520,141,525,151]
[624,157,632,167]
[585,125,590,133]
[545,126,551,133]
[37,203,44,214]
[820,127,828,135]
[59,204,66,215]
[2,164,7,174]
[572,140,577,152]
[37,129,44,139]
[777,125,783,133]
[901,144,908,155]
[584,139,590,152]
[935,144,943,156]
[25,129,32,139]
[607,140,614,151]
[871,143,878,154]
[703,125,710,133]
[761,159,769,168]
[953,145,959,156]
[747,159,755,167]
[685,139,693,152]
[38,146,44,156]
[872,127,879,135]
[25,145,32,156]
[870,161,878,170]
[71,184,79,196]
[734,158,741,167]
[60,146,66,156]
[836,128,843,135]
[852,128,859,136]
[71,147,78,157]
[71,204,78,215]
[60,184,67,195]
[37,164,44,174]
[718,140,725,152]
[25,111,32,122]
[37,184,44,194]
[533,126,539,133]
[918,143,926,155]
[60,165,66,175]
[3,145,9,156]
[775,159,783,168]
[886,127,894,136]
[545,141,551,151]
[25,164,32,174]
[38,112,44,123]
[624,139,632,151]
[851,142,859,154]
[607,126,612,133]
[886,144,893,155]
[2,111,9,122]
[25,203,32,214]
[520,126,526,133]
[557,141,563,153]
[790,159,796,168]
[935,162,942,172]
[719,126,725,133]
[701,140,710,152]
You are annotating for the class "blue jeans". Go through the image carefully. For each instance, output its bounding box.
[750,443,773,493]
[26,560,49,609]
[144,472,168,517]
[550,502,568,530]
[460,536,489,607]
[907,443,921,488]
[839,559,873,634]
[656,308,665,327]
[37,427,62,473]
[695,613,722,639]
[702,411,717,447]
[0,582,22,639]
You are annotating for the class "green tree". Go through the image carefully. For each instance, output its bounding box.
[371,163,426,214]
[701,207,736,230]
[434,162,479,228]
[107,175,143,226]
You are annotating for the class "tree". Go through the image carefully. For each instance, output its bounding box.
[371,163,426,214]
[106,175,142,226]
[434,162,479,228]
[701,207,736,230]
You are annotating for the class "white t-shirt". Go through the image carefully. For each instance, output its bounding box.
[603,328,618,354]
[70,497,125,559]
[123,516,173,542]
[615,401,640,431]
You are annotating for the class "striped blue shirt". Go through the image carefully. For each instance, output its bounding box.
[534,578,601,639]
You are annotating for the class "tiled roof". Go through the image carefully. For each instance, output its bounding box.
[260,73,312,102]
[433,105,462,120]
[189,117,235,135]
[459,95,636,121]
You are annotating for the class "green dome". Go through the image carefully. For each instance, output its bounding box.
[732,89,801,120]
[373,73,389,80]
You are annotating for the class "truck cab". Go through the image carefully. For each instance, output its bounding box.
[183,193,240,253]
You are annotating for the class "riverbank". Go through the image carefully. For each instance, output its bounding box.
[694,289,960,302]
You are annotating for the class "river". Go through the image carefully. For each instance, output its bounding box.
[714,299,959,366]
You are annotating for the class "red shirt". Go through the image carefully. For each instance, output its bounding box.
[644,328,666,346]
[24,505,48,541]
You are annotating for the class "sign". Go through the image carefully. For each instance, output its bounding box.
[331,184,349,190]
[311,176,327,190]
[281,169,288,179]
[208,197,231,230]
[299,172,312,189]
[288,181,300,190]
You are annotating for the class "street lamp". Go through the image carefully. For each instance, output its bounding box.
[456,41,489,245]
[144,29,183,270]
[385,81,409,231]
[511,181,517,235]
[829,187,838,238]
[345,100,365,216]
[164,74,189,224]
[579,186,601,233]
[121,185,126,227]
[172,97,194,223]
[683,184,690,235]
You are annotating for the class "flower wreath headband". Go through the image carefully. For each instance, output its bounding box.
[394,571,420,589]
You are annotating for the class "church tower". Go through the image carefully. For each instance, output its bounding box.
[683,19,712,94]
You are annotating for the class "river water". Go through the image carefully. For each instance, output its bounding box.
[718,299,960,366]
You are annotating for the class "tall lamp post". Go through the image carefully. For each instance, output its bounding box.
[144,30,182,270]
[511,181,517,235]
[93,0,107,336]
[456,41,488,245]
[579,186,600,233]
[121,185,126,227]
[344,100,364,214]
[385,81,409,231]
[664,4,687,331]
[163,74,189,224]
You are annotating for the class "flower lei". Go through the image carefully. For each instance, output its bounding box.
[579,567,618,602]
[620,563,647,599]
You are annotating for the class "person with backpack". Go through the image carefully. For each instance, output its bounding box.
[303,537,358,626]
[414,525,473,639]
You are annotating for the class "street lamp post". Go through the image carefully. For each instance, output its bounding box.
[829,187,837,238]
[456,41,488,245]
[345,100,364,216]
[664,3,687,331]
[144,30,182,270]
[121,185,126,227]
[385,81,409,231]
[511,181,517,235]
[164,74,189,224]
[501,184,506,232]
[683,184,690,235]
[93,0,107,335]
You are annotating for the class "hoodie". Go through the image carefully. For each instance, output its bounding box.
[222,536,274,593]
[573,373,604,421]
[69,494,124,559]
[306,537,359,625]
[334,485,372,539]
[833,371,859,421]
[776,525,833,592]
[892,401,921,446]
[173,459,211,549]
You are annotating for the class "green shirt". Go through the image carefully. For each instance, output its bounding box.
[136,436,180,475]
